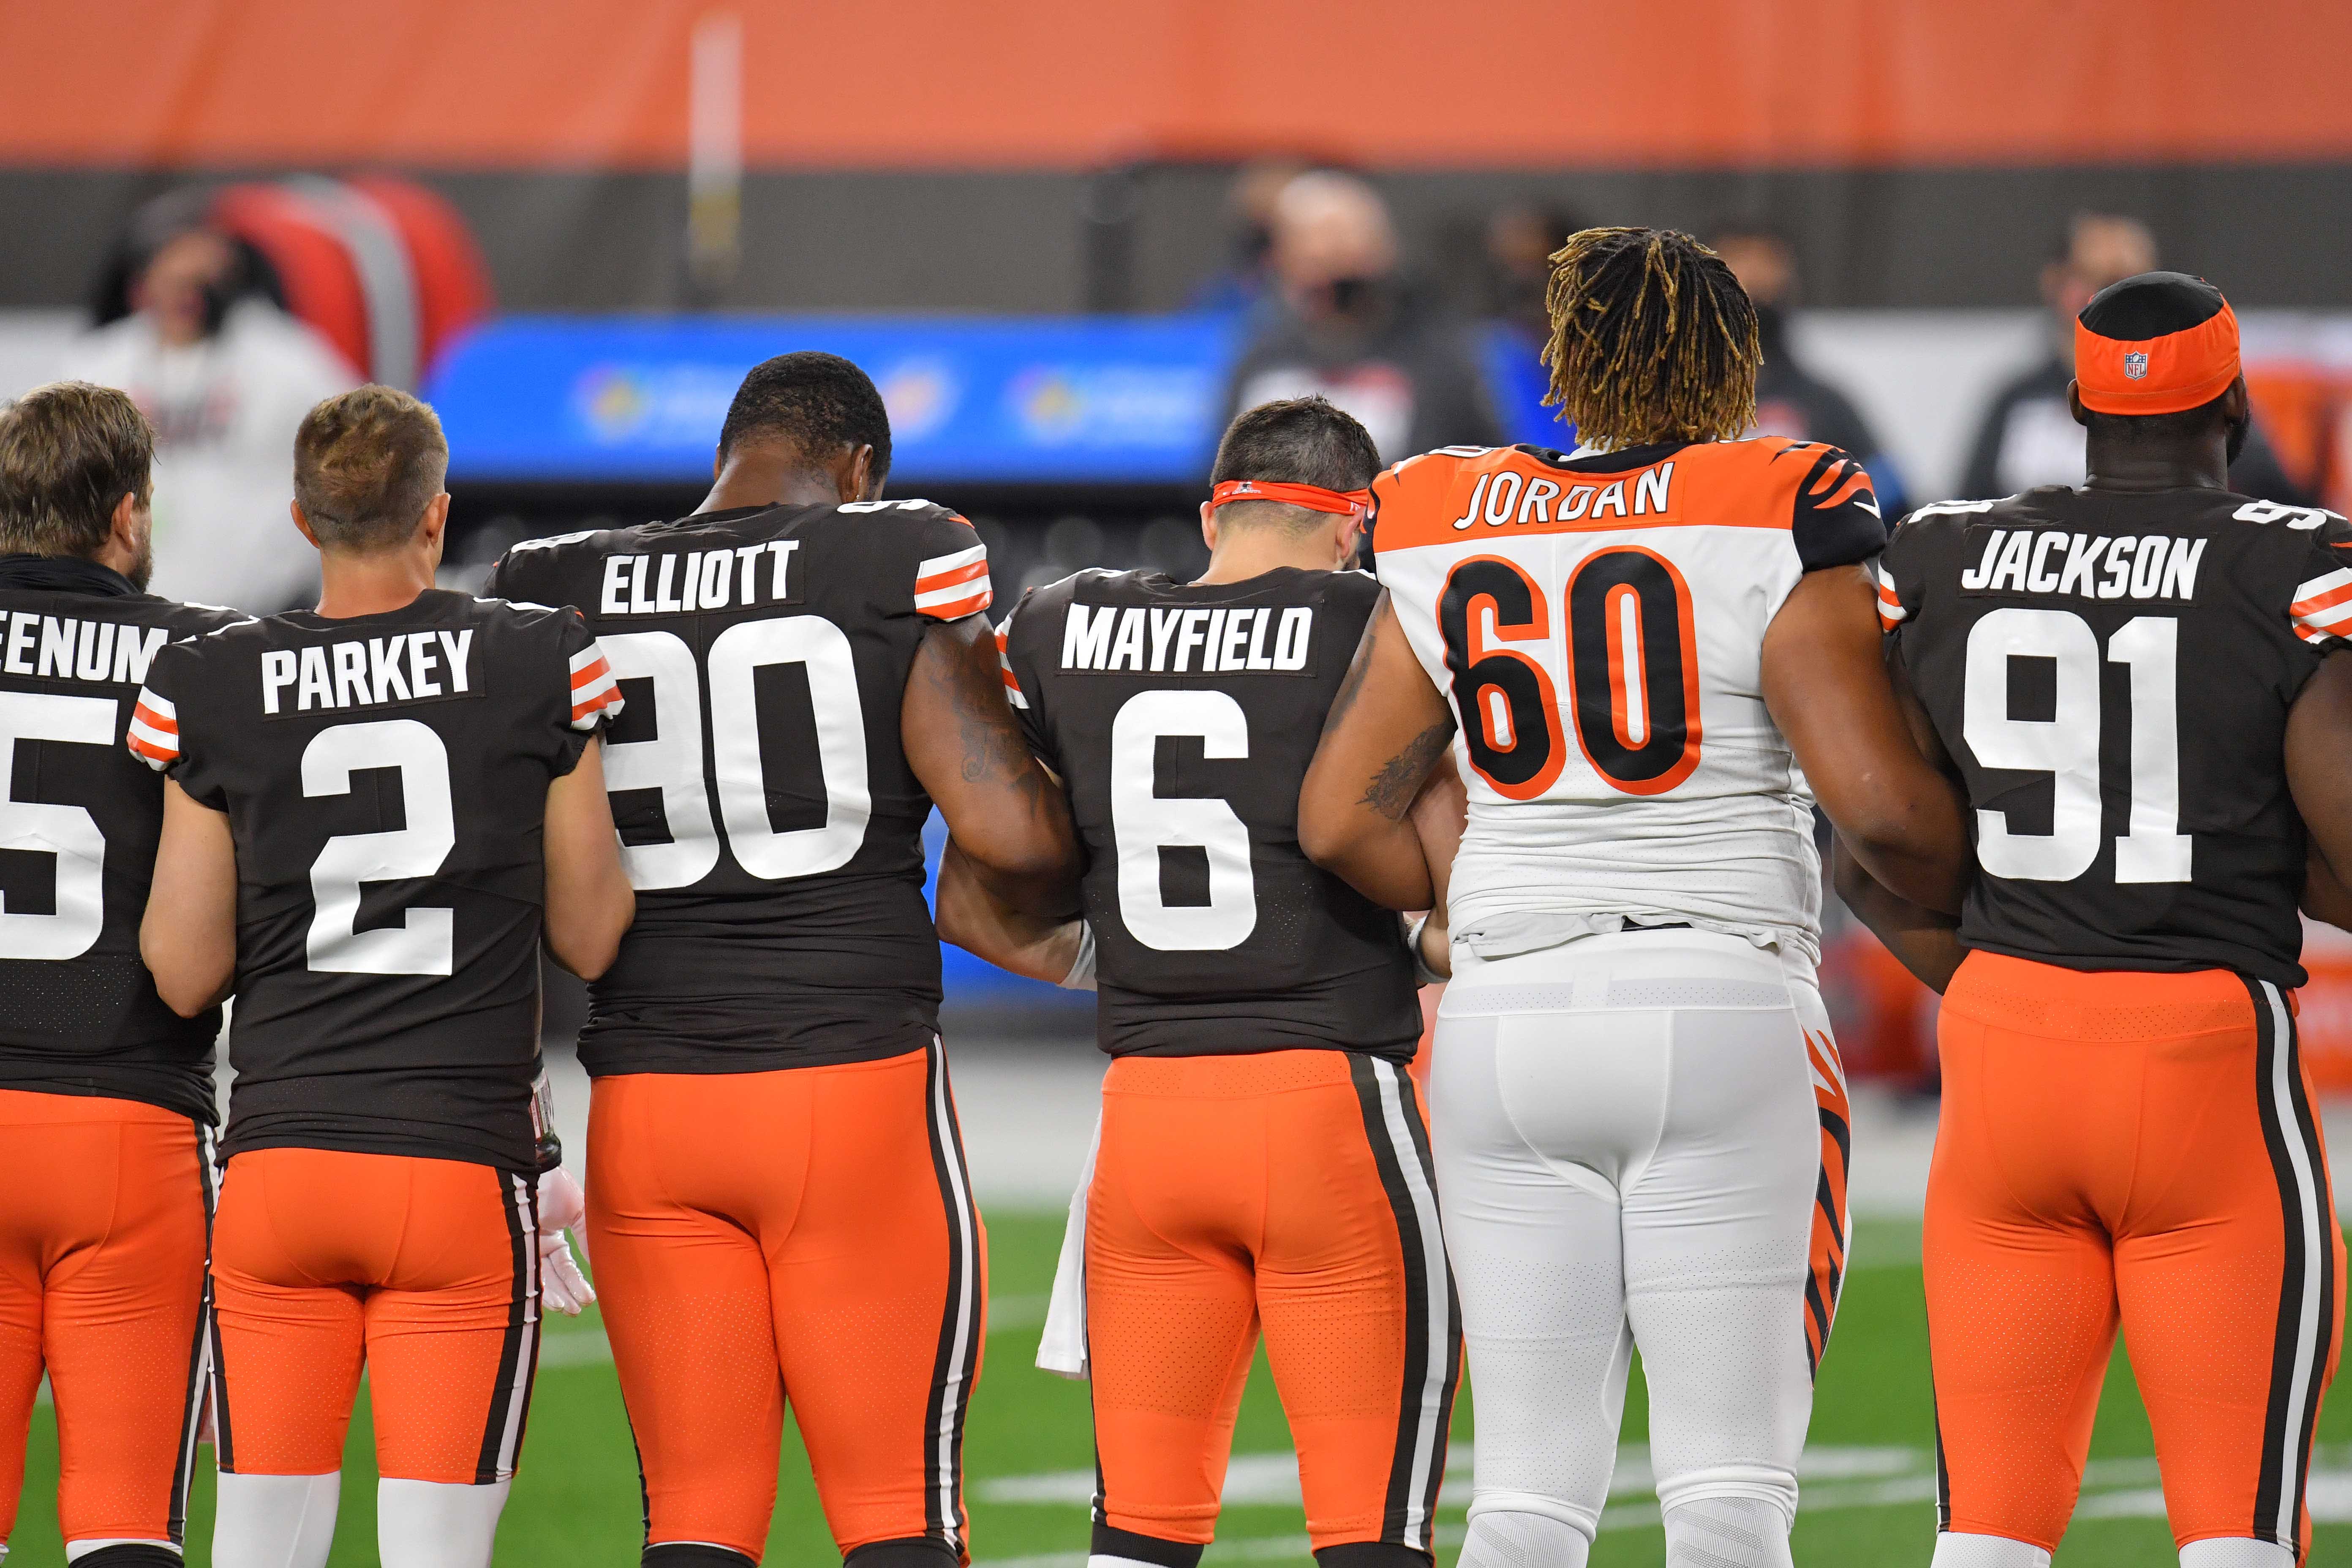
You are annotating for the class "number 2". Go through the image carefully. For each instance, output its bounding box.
[1962,607,2190,884]
[304,719,457,974]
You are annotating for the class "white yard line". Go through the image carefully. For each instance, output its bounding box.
[970,1444,2352,1565]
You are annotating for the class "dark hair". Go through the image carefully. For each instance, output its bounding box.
[0,381,155,557]
[2079,270,2226,339]
[1542,227,1759,446]
[292,385,449,552]
[1210,397,1381,528]
[718,351,892,482]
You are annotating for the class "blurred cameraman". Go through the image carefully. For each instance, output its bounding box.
[60,192,356,612]
[1957,212,2303,503]
[1223,172,1502,461]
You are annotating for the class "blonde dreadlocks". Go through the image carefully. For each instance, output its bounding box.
[1541,227,1761,448]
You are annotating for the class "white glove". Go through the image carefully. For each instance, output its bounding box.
[536,1166,596,1316]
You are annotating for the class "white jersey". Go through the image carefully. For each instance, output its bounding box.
[61,300,358,614]
[1371,436,1887,965]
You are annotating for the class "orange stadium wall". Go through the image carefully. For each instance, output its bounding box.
[5,0,2352,170]
[6,1,2352,315]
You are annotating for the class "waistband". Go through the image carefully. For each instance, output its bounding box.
[0,1084,199,1127]
[1942,951,2256,1041]
[1103,1049,1362,1097]
[591,1038,934,1090]
[1441,927,1806,1016]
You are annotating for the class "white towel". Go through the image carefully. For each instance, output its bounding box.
[1035,1110,1102,1380]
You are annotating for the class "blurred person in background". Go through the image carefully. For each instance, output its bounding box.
[1224,172,1504,461]
[1187,158,1310,318]
[1480,201,1588,447]
[1958,212,2303,503]
[60,191,357,614]
[1712,220,1911,516]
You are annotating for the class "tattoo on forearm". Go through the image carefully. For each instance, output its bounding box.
[1361,721,1453,820]
[928,627,1060,832]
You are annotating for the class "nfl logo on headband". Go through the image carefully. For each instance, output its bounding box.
[2123,351,2149,381]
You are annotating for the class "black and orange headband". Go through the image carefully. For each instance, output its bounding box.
[2074,271,2240,416]
[1209,478,1371,520]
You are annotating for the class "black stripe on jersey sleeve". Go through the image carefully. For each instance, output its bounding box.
[1787,445,1890,571]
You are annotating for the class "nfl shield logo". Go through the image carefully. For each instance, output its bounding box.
[2124,351,2149,380]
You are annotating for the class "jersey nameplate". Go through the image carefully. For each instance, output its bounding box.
[1957,525,2206,604]
[1059,602,1313,676]
[1448,463,1675,532]
[261,631,478,717]
[597,542,802,618]
[0,611,167,686]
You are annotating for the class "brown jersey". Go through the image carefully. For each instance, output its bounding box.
[0,554,244,1122]
[133,590,621,1168]
[486,500,995,1075]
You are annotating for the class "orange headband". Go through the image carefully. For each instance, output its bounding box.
[2075,299,2241,416]
[1209,479,1371,519]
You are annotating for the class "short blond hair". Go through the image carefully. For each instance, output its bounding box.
[0,381,154,558]
[293,385,449,551]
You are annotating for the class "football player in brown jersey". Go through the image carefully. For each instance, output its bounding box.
[139,387,632,1568]
[1851,273,2352,1568]
[0,384,245,1568]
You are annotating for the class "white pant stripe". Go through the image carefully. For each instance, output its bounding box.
[2261,980,2325,1545]
[931,1038,980,1549]
[1374,1059,1452,1551]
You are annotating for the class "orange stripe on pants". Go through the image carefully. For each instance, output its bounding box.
[1926,953,2346,1559]
[0,1089,208,1550]
[586,1043,985,1564]
[1087,1050,1459,1553]
[209,1148,538,1484]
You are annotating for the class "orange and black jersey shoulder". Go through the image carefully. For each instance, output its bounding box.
[998,566,1421,1062]
[1882,488,2352,987]
[131,590,619,1168]
[1366,436,1885,567]
[0,555,245,1122]
[486,499,994,1075]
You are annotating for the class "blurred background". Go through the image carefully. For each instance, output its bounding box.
[8,4,2352,1563]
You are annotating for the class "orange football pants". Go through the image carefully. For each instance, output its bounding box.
[209,1147,542,1484]
[1927,953,2346,1560]
[587,1041,986,1565]
[0,1089,210,1552]
[1086,1050,1459,1560]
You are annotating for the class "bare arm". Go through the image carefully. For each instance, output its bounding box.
[1299,594,1459,910]
[1405,751,1467,978]
[904,617,1081,917]
[1831,834,1965,993]
[934,841,1085,984]
[142,780,239,1016]
[2287,653,2352,935]
[1763,564,1971,914]
[2304,844,2352,931]
[543,737,634,980]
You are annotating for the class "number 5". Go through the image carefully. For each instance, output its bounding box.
[0,691,113,960]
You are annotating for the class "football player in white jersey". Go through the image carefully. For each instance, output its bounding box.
[1299,228,1972,1568]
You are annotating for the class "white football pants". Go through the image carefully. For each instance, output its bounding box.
[1432,929,1848,1557]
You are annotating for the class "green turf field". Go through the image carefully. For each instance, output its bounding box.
[13,1213,2349,1565]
